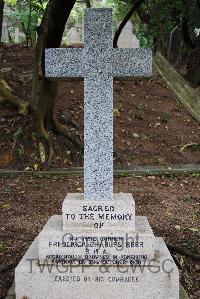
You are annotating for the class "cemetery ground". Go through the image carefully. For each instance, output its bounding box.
[0,45,200,298]
[0,44,200,169]
[0,175,199,298]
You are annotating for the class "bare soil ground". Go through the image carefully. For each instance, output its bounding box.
[0,175,199,298]
[0,44,199,169]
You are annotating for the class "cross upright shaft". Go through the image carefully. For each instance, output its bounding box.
[45,8,152,201]
[84,9,113,200]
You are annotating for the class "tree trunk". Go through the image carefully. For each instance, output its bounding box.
[187,36,200,87]
[197,0,200,10]
[113,0,145,48]
[31,0,52,112]
[137,6,150,24]
[0,0,4,43]
[25,0,33,47]
[181,15,195,49]
[181,0,195,49]
[32,0,78,167]
[84,0,91,8]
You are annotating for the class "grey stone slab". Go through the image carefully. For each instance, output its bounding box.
[62,193,135,230]
[84,74,113,200]
[45,8,152,200]
[45,48,84,78]
[7,283,189,299]
[15,236,179,299]
[84,8,112,50]
[38,215,154,265]
[83,9,113,200]
[113,48,152,78]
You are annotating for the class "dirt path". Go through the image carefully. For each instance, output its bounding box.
[0,45,199,169]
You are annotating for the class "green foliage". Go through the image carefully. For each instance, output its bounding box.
[0,241,6,253]
[14,127,23,138]
[4,0,47,46]
[4,0,200,50]
[5,0,17,4]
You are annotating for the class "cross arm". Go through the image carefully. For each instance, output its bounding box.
[113,48,152,78]
[45,48,84,79]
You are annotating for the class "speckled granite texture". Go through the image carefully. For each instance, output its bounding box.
[45,9,152,200]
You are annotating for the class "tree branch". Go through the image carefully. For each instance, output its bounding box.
[113,0,145,48]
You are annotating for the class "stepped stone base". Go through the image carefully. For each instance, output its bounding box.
[15,236,179,299]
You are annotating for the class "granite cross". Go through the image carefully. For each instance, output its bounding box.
[45,8,152,201]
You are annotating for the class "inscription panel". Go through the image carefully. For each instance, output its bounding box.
[62,193,135,230]
[38,216,154,265]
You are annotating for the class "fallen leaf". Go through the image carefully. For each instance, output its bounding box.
[195,264,200,270]
[33,163,39,170]
[166,212,172,217]
[179,256,184,267]
[133,133,139,138]
[2,204,10,209]
[0,241,6,253]
[188,227,199,233]
[175,225,181,231]
[113,108,120,117]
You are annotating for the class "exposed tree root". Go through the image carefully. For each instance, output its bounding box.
[0,78,29,115]
[167,243,200,261]
[52,109,83,151]
[37,119,55,169]
[35,81,55,169]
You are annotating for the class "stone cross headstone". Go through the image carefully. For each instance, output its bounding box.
[45,9,151,200]
[1,16,9,43]
[67,27,81,44]
[118,20,140,48]
[132,33,140,48]
[15,9,179,299]
[12,27,25,43]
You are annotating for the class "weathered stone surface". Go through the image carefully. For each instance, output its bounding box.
[14,8,179,299]
[45,48,152,79]
[117,20,140,49]
[38,215,154,265]
[154,52,200,123]
[67,27,81,44]
[6,283,189,299]
[83,8,113,200]
[15,237,179,299]
[45,48,84,78]
[62,193,135,230]
[113,49,152,78]
[45,8,152,200]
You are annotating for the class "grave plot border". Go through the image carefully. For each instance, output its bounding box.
[154,52,200,123]
[0,164,199,178]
